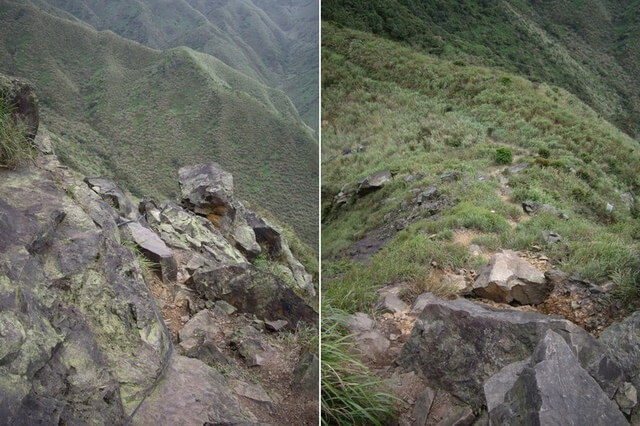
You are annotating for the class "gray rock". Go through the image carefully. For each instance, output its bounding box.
[540,230,562,244]
[472,250,551,305]
[355,330,390,361]
[178,163,236,232]
[615,382,638,415]
[232,380,273,410]
[293,352,319,397]
[132,356,255,425]
[405,172,426,183]
[376,293,409,314]
[178,310,229,366]
[522,201,569,220]
[415,185,439,205]
[600,311,640,416]
[85,176,137,220]
[413,387,436,426]
[436,406,475,426]
[488,330,628,426]
[265,319,288,332]
[125,221,178,283]
[232,216,262,261]
[397,294,624,406]
[440,171,460,182]
[468,244,483,257]
[214,300,237,316]
[508,163,528,174]
[357,170,392,195]
[483,359,531,412]
[345,312,376,332]
[237,338,272,367]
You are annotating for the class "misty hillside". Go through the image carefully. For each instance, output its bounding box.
[0,0,318,245]
[28,0,319,130]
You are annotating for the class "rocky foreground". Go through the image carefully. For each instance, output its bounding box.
[0,76,318,425]
[331,168,640,425]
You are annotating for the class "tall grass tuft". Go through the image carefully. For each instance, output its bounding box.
[0,97,35,168]
[321,309,398,425]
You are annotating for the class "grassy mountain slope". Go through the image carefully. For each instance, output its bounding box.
[322,0,640,139]
[28,0,319,130]
[0,0,318,244]
[321,21,639,310]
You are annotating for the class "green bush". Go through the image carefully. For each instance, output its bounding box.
[495,147,513,165]
[538,147,551,158]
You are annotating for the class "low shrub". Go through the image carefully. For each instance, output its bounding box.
[495,147,512,165]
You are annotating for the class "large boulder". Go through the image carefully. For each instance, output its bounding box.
[131,355,255,426]
[487,330,628,425]
[0,73,39,139]
[192,265,317,328]
[178,163,236,232]
[472,250,551,305]
[0,152,169,424]
[397,294,623,406]
[357,169,392,196]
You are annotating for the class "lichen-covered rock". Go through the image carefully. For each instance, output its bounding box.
[397,294,623,406]
[472,250,551,305]
[0,153,169,424]
[0,73,39,139]
[487,330,628,425]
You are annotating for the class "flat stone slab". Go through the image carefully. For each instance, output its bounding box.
[126,222,177,283]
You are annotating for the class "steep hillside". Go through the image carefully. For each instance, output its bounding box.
[27,0,319,130]
[322,0,640,139]
[321,23,640,424]
[0,0,318,245]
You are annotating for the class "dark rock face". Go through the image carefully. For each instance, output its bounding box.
[487,330,628,425]
[0,154,169,424]
[397,294,623,406]
[294,352,319,396]
[600,311,640,417]
[472,250,552,305]
[0,73,39,139]
[245,210,285,258]
[192,265,318,328]
[357,169,392,195]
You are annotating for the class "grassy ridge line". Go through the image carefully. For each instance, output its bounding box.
[0,0,318,245]
[321,23,639,309]
[26,0,320,131]
[321,0,640,139]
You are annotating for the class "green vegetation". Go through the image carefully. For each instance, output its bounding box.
[322,0,640,139]
[0,1,318,245]
[321,21,640,421]
[495,147,513,165]
[321,309,397,425]
[28,0,319,130]
[0,97,34,168]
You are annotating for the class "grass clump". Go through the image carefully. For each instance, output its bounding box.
[0,98,34,168]
[495,147,513,165]
[122,239,159,276]
[321,309,397,425]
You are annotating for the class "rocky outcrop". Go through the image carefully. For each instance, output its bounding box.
[85,176,138,220]
[487,330,628,425]
[0,73,39,138]
[124,221,178,283]
[472,250,552,305]
[0,141,169,424]
[397,294,623,407]
[357,169,392,195]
